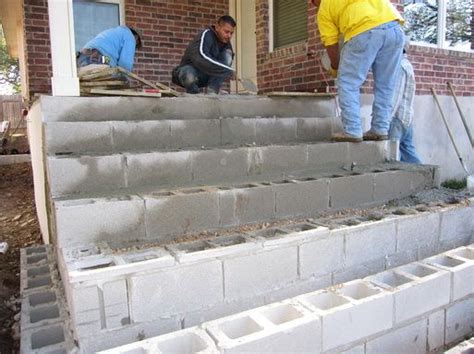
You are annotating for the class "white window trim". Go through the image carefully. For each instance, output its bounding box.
[268,0,274,53]
[407,0,473,53]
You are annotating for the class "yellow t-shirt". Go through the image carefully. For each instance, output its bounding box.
[317,0,404,46]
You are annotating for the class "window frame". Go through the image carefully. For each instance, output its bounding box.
[268,0,308,52]
[405,0,473,53]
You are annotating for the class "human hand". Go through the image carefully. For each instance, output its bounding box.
[328,67,338,78]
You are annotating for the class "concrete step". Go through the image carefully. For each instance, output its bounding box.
[38,95,336,123]
[44,116,333,155]
[46,141,396,197]
[51,162,439,248]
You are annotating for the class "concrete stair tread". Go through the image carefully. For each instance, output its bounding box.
[51,161,432,201]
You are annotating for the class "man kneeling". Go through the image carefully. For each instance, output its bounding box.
[172,15,236,94]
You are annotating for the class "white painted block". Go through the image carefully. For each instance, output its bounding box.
[440,206,474,243]
[344,220,397,268]
[423,253,473,301]
[366,320,427,354]
[445,297,474,344]
[396,212,440,252]
[130,260,223,322]
[204,301,321,353]
[428,310,445,351]
[368,262,450,324]
[299,230,344,279]
[296,280,393,351]
[223,247,298,301]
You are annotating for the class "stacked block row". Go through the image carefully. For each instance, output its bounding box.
[46,140,397,197]
[56,203,474,352]
[98,244,474,353]
[52,163,437,247]
[44,117,333,155]
[19,245,76,353]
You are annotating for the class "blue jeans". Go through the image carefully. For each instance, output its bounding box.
[389,119,422,164]
[173,50,233,94]
[338,21,404,138]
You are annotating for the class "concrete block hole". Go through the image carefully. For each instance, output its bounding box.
[429,255,465,268]
[303,291,350,311]
[28,291,57,307]
[339,281,381,300]
[283,223,318,232]
[260,304,304,325]
[156,332,208,353]
[26,247,46,255]
[209,234,247,247]
[451,248,474,260]
[219,316,263,339]
[174,240,214,253]
[253,228,288,239]
[372,271,412,288]
[30,304,60,323]
[26,254,47,264]
[27,265,49,277]
[27,276,52,289]
[399,264,436,278]
[31,325,64,349]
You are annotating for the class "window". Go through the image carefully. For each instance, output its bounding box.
[73,0,124,52]
[404,0,473,51]
[271,0,308,50]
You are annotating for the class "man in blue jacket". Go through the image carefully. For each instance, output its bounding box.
[172,16,236,94]
[77,26,142,73]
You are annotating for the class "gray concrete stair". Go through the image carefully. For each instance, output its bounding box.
[51,162,438,247]
[46,141,395,197]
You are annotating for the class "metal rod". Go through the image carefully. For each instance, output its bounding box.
[447,81,474,147]
[431,87,470,176]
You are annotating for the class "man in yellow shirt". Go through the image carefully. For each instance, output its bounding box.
[312,0,405,142]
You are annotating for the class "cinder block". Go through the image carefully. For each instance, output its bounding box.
[255,117,297,144]
[329,173,374,209]
[344,220,397,268]
[273,179,329,218]
[366,320,427,354]
[445,338,474,354]
[126,151,193,188]
[191,148,249,182]
[54,196,146,248]
[396,212,440,252]
[204,301,321,353]
[296,117,332,142]
[299,231,344,279]
[424,252,473,301]
[440,207,474,244]
[47,154,126,196]
[297,281,393,351]
[333,257,386,285]
[248,145,307,176]
[385,248,418,269]
[144,190,219,240]
[166,234,260,263]
[169,119,221,148]
[20,322,74,353]
[223,247,298,301]
[254,223,329,249]
[219,185,275,226]
[130,260,223,322]
[221,117,256,145]
[45,121,112,154]
[307,142,348,170]
[445,297,474,344]
[348,141,387,165]
[98,327,218,354]
[367,262,450,324]
[428,310,445,351]
[21,290,65,331]
[111,120,172,151]
[374,170,430,201]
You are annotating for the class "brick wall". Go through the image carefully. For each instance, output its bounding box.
[255,0,474,96]
[22,0,474,98]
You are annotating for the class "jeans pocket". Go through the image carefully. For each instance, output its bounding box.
[346,30,371,54]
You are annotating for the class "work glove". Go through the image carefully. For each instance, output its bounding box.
[328,67,338,78]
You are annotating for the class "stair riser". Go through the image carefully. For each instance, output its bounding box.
[45,118,333,154]
[47,142,394,197]
[52,168,436,247]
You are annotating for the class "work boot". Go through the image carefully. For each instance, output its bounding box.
[363,130,388,141]
[331,132,363,143]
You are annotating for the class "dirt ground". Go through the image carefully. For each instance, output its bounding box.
[0,163,42,354]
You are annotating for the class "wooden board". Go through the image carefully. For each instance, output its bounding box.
[117,67,179,97]
[80,80,127,87]
[89,89,162,97]
[79,67,120,81]
[267,91,337,97]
